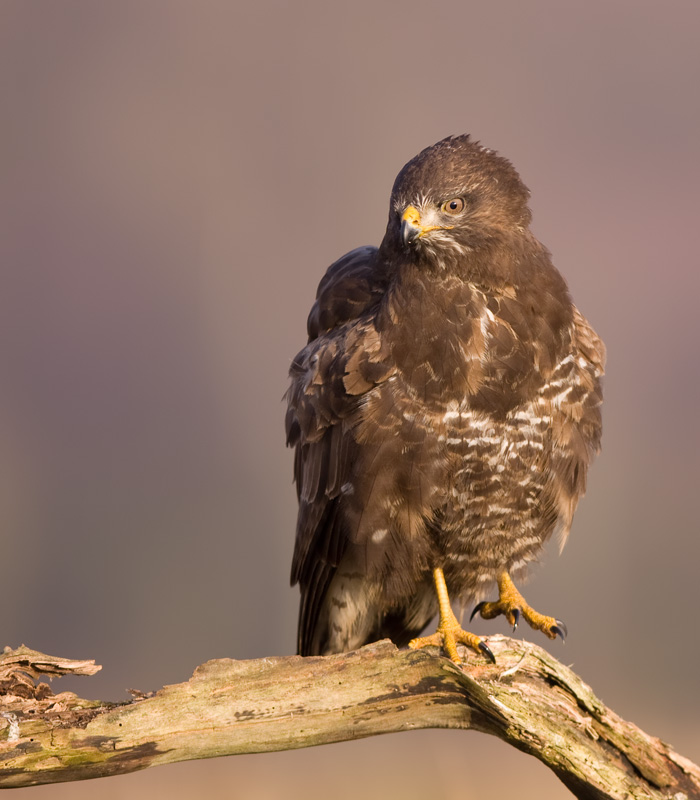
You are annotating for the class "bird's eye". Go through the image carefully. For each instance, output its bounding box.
[441,197,465,215]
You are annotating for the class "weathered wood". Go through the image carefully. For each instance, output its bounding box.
[1,639,698,798]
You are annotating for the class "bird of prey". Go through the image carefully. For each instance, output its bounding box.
[285,135,604,663]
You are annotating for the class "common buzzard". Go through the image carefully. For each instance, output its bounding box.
[286,135,604,663]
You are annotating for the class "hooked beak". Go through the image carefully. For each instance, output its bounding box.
[400,205,451,247]
[401,205,422,246]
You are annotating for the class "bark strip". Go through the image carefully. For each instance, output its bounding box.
[1,639,698,798]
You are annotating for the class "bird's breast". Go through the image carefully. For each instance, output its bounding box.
[438,400,550,485]
[378,275,493,405]
[379,274,548,411]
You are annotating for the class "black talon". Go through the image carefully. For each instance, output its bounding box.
[470,601,487,622]
[511,608,520,632]
[479,641,496,664]
[551,620,568,641]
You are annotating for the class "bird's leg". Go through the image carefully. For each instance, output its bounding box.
[409,568,494,664]
[471,571,567,641]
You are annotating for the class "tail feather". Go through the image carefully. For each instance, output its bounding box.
[300,567,437,656]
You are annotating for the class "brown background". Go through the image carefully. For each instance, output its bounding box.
[2,1,698,798]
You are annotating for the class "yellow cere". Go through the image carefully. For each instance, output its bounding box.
[402,205,453,237]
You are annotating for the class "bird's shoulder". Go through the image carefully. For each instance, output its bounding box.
[286,247,395,448]
[306,245,388,341]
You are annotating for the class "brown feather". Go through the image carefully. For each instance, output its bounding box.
[286,135,604,655]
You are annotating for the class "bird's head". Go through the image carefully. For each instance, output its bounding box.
[381,134,533,278]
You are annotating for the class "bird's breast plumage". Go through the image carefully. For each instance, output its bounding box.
[351,274,602,597]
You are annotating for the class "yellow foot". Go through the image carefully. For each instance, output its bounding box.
[471,572,567,642]
[409,623,494,665]
[410,567,495,665]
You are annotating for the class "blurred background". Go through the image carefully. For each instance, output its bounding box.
[2,1,698,798]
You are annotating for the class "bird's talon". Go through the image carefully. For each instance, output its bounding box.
[472,573,567,645]
[470,601,487,623]
[511,607,520,631]
[551,620,568,641]
[479,641,496,664]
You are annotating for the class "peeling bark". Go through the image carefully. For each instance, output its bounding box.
[1,639,698,798]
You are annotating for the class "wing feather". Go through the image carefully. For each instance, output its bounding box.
[286,245,393,654]
[545,305,605,548]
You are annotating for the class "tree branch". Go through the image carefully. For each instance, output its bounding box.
[1,638,698,798]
